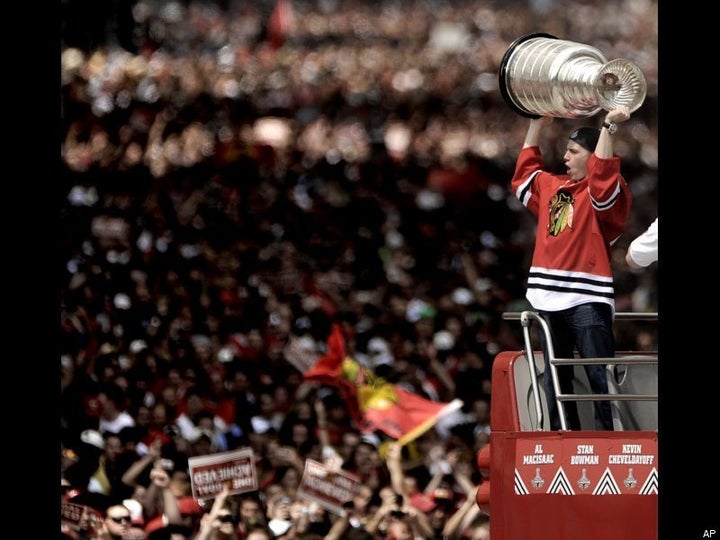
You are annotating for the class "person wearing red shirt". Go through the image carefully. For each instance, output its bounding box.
[510,105,632,431]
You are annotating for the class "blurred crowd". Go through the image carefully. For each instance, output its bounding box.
[59,0,658,538]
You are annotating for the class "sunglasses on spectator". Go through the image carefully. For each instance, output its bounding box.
[108,515,132,524]
[218,514,236,523]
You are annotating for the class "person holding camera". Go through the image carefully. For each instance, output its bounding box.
[364,443,435,539]
[195,485,240,540]
[142,460,204,536]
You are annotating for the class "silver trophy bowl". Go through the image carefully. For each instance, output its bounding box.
[498,33,647,118]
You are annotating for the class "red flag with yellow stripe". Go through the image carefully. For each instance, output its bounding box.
[304,324,463,444]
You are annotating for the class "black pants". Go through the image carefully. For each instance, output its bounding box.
[539,303,615,431]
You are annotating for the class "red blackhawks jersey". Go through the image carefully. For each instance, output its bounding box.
[511,146,631,312]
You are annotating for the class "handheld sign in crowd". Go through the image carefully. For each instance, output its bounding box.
[188,447,258,500]
[297,459,360,515]
[61,502,103,536]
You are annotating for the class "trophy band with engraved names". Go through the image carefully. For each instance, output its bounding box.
[498,33,647,118]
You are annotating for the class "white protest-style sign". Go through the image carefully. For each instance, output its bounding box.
[188,447,258,500]
[61,502,104,533]
[283,335,319,373]
[297,458,361,516]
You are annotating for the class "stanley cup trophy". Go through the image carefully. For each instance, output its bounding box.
[498,33,647,118]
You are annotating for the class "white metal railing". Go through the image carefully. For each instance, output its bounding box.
[502,311,658,430]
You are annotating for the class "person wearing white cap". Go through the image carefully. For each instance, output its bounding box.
[81,429,106,451]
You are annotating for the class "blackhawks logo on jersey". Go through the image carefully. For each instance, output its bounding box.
[547,189,574,236]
